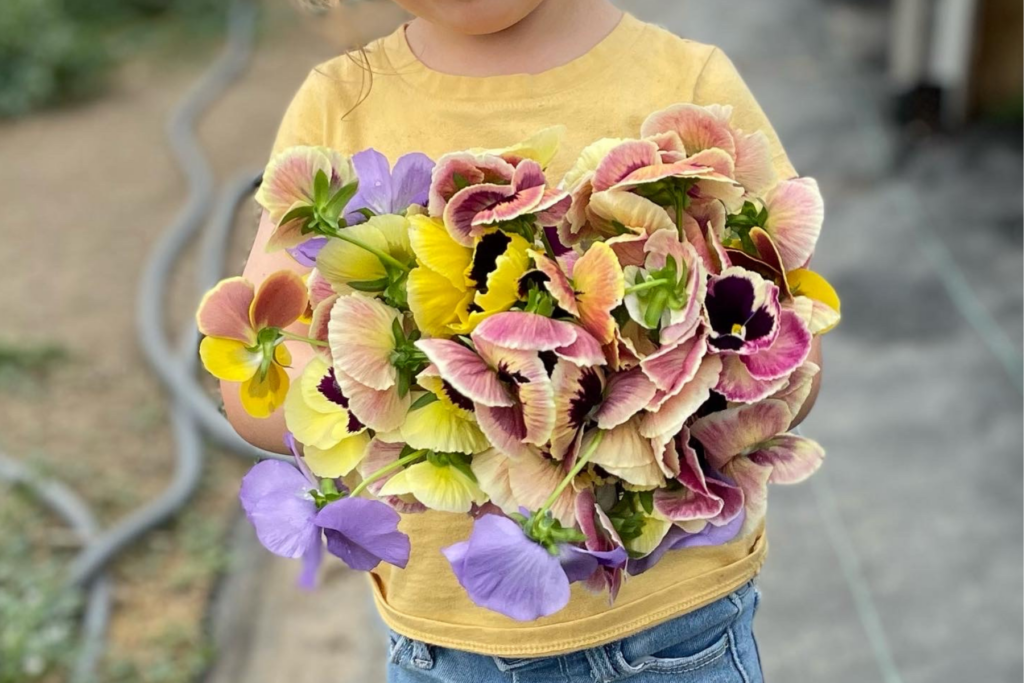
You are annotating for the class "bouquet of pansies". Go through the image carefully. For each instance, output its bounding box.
[196,103,840,621]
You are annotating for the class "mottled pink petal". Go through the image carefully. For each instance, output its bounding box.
[196,277,255,343]
[764,178,825,271]
[415,339,512,408]
[741,309,812,380]
[472,184,546,227]
[594,368,656,430]
[640,104,737,157]
[607,233,648,268]
[532,251,579,315]
[723,457,772,530]
[715,354,789,403]
[690,400,792,470]
[641,333,708,395]
[473,312,578,351]
[334,370,410,433]
[706,475,745,526]
[519,378,556,447]
[328,295,399,391]
[593,140,660,192]
[554,327,606,367]
[733,130,777,196]
[428,152,515,216]
[443,183,514,246]
[307,268,335,307]
[641,355,722,438]
[770,360,820,417]
[308,294,338,358]
[653,486,723,522]
[476,404,533,459]
[750,434,825,484]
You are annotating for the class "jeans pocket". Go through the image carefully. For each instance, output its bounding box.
[622,630,731,675]
[387,631,408,665]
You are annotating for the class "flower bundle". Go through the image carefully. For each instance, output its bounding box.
[197,103,840,621]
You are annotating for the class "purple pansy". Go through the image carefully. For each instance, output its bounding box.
[238,435,410,588]
[705,267,781,354]
[344,149,435,224]
[442,514,627,621]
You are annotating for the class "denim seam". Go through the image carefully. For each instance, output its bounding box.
[727,625,752,683]
[611,633,729,676]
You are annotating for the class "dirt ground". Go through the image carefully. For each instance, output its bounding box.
[0,2,404,679]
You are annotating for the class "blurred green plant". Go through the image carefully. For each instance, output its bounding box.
[0,0,226,118]
[0,341,68,391]
[0,491,81,683]
[106,624,216,683]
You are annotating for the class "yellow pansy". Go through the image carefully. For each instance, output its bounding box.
[378,456,488,514]
[406,215,531,338]
[283,356,370,478]
[400,372,489,455]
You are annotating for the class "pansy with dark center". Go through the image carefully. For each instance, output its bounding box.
[469,232,512,292]
[705,267,780,354]
[568,368,604,429]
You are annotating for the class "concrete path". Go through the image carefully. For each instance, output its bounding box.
[207,2,1023,682]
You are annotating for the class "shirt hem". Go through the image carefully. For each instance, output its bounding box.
[370,531,768,657]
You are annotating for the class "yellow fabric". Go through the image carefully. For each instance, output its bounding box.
[269,13,790,657]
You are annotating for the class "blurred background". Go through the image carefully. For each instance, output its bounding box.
[0,0,1020,682]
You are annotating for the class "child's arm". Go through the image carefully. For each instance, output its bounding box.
[220,210,314,453]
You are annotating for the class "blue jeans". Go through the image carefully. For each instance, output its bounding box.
[387,580,763,682]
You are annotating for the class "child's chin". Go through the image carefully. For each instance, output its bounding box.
[404,0,547,36]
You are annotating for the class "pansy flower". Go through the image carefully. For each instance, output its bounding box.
[651,427,744,527]
[472,447,580,527]
[574,488,627,600]
[197,271,307,418]
[283,356,370,478]
[690,400,824,528]
[315,214,415,307]
[550,363,656,461]
[623,230,707,344]
[327,295,415,432]
[417,333,554,459]
[531,242,625,345]
[585,419,664,488]
[378,451,488,514]
[442,513,626,621]
[256,146,358,251]
[626,511,745,576]
[343,148,434,224]
[786,267,841,335]
[399,365,489,456]
[239,443,410,587]
[443,159,571,247]
[406,215,531,337]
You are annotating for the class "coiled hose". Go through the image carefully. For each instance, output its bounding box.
[1,2,279,681]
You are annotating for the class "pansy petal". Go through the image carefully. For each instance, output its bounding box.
[400,461,487,514]
[304,432,371,478]
[471,449,517,515]
[508,450,577,527]
[593,139,661,191]
[740,309,812,380]
[588,190,675,235]
[444,515,570,622]
[329,295,399,391]
[594,368,657,430]
[334,370,410,432]
[199,337,261,382]
[764,178,825,270]
[239,459,311,520]
[408,267,474,338]
[476,404,535,459]
[481,126,565,169]
[408,214,474,289]
[640,355,722,438]
[473,312,578,351]
[532,251,579,316]
[652,486,723,522]
[443,183,514,246]
[554,327,606,367]
[428,152,516,216]
[723,457,772,532]
[690,400,792,470]
[572,243,625,344]
[400,397,489,455]
[250,270,308,331]
[750,434,825,484]
[641,333,707,395]
[416,339,512,407]
[640,103,737,157]
[316,496,410,570]
[715,354,789,403]
[239,363,290,418]
[733,130,776,196]
[588,418,658,471]
[624,515,672,557]
[347,148,394,217]
[770,360,820,417]
[197,277,256,343]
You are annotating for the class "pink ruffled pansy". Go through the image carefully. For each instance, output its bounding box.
[442,159,570,247]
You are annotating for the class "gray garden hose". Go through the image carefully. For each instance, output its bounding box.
[1,2,275,681]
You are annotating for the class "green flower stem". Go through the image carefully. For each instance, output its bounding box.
[536,431,605,521]
[673,191,686,241]
[348,449,428,498]
[324,226,410,273]
[279,330,329,348]
[624,278,673,295]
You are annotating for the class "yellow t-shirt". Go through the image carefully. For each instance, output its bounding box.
[270,13,794,657]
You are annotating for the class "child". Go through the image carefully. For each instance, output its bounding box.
[226,1,823,680]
